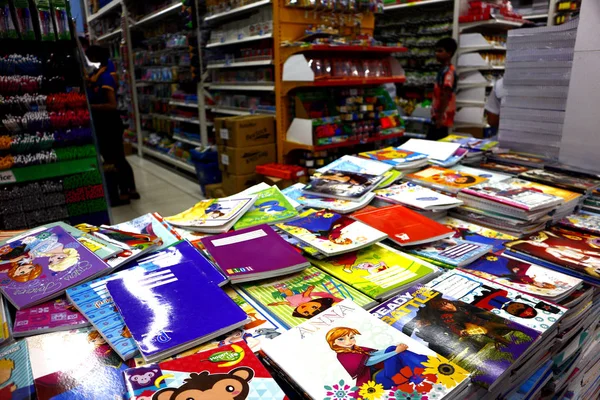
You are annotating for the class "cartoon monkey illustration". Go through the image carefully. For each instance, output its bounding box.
[152,367,254,400]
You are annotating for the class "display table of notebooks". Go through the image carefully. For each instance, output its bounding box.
[1,138,600,400]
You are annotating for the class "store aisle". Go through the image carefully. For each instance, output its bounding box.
[110,155,204,224]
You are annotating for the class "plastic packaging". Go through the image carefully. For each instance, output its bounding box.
[50,0,69,40]
[33,0,56,41]
[12,0,34,40]
[0,0,18,38]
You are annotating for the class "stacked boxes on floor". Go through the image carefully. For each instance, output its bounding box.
[215,115,277,195]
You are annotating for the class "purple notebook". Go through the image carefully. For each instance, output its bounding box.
[13,297,90,337]
[106,263,248,363]
[201,224,309,283]
[0,225,109,309]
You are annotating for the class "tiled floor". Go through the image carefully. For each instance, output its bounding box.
[110,155,204,224]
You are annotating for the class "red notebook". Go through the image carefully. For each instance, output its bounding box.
[352,204,454,246]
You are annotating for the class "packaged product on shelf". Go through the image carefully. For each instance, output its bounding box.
[12,0,35,40]
[0,0,18,39]
[32,0,55,41]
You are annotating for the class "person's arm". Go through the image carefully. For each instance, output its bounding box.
[485,82,502,128]
[436,87,453,128]
[90,87,117,111]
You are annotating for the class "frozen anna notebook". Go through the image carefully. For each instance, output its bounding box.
[0,225,110,309]
[261,299,469,400]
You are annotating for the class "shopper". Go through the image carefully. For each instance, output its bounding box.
[85,45,139,204]
[80,37,118,86]
[429,38,458,141]
[484,78,506,128]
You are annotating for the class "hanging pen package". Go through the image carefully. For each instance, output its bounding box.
[11,0,35,39]
[31,0,56,41]
[50,0,68,40]
[0,0,18,38]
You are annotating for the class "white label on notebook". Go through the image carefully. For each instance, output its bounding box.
[211,229,267,247]
[220,128,229,140]
[221,154,229,165]
[0,170,15,184]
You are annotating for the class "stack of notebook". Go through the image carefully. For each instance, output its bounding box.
[406,165,488,194]
[374,181,463,212]
[359,146,429,171]
[282,182,374,213]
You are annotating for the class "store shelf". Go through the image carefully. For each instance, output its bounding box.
[523,13,549,20]
[97,28,122,42]
[208,83,275,91]
[206,60,273,69]
[0,158,99,186]
[211,107,275,116]
[206,33,273,48]
[384,0,452,11]
[282,76,405,95]
[402,116,431,123]
[133,1,181,27]
[280,45,408,60]
[457,65,505,73]
[459,17,525,32]
[141,146,196,173]
[167,115,200,124]
[283,131,405,153]
[88,0,121,23]
[173,135,202,146]
[169,100,198,108]
[458,81,494,89]
[459,44,506,54]
[204,0,271,22]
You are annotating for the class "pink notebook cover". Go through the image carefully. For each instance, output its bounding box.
[13,297,90,336]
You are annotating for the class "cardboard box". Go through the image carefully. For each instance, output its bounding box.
[262,175,307,190]
[218,144,276,175]
[204,183,226,199]
[222,172,261,195]
[215,115,275,147]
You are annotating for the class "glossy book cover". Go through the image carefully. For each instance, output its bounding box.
[304,170,384,199]
[26,327,127,400]
[310,243,437,300]
[508,178,581,204]
[406,166,488,193]
[359,146,427,165]
[426,269,566,334]
[41,221,121,261]
[462,254,582,300]
[0,225,109,309]
[123,342,286,400]
[453,165,511,184]
[165,197,255,228]
[519,169,600,193]
[282,183,375,214]
[478,161,530,175]
[559,213,600,236]
[112,212,181,250]
[318,154,392,175]
[233,186,298,230]
[370,286,540,389]
[375,182,463,210]
[240,266,376,328]
[262,299,469,400]
[406,238,493,267]
[0,340,35,400]
[440,217,517,253]
[13,297,90,337]
[276,209,387,256]
[106,263,248,362]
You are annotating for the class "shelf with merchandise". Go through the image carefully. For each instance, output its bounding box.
[383,0,452,11]
[459,17,526,33]
[88,0,122,23]
[97,28,123,42]
[204,0,272,22]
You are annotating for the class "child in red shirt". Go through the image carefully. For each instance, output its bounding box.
[429,38,458,140]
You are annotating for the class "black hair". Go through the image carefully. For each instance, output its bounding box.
[292,297,335,319]
[435,38,458,56]
[79,36,90,48]
[85,45,110,66]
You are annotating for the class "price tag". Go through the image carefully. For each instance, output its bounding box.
[221,154,230,165]
[220,128,230,140]
[0,170,16,185]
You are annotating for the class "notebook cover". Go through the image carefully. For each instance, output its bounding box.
[559,213,600,236]
[462,254,582,300]
[426,269,567,334]
[478,161,530,175]
[310,243,437,299]
[282,183,375,214]
[240,266,376,328]
[406,238,493,267]
[376,169,403,188]
[233,186,298,230]
[304,170,384,199]
[0,340,35,399]
[39,222,121,261]
[440,217,516,253]
[406,166,488,193]
[359,146,427,165]
[519,169,600,194]
[453,165,511,184]
[0,225,109,309]
[123,342,286,400]
[13,297,90,336]
[317,154,392,175]
[112,212,181,250]
[276,209,387,256]
[371,286,540,389]
[261,299,469,400]
[352,204,454,246]
[508,178,581,204]
[26,327,127,400]
[164,197,255,228]
[202,224,308,281]
[106,263,248,362]
[375,182,463,210]
[400,138,461,161]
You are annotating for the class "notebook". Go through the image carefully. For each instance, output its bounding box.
[478,161,530,175]
[310,243,438,300]
[0,340,35,399]
[303,170,384,200]
[123,342,286,400]
[201,225,310,283]
[40,221,121,261]
[282,183,375,214]
[453,164,511,184]
[165,196,256,233]
[558,213,600,236]
[406,165,488,194]
[519,169,600,194]
[375,182,463,210]
[439,216,517,253]
[13,297,90,337]
[317,154,392,176]
[359,146,428,167]
[352,204,455,246]
[399,138,461,161]
[26,328,127,400]
[0,225,109,309]
[406,237,493,268]
[106,263,249,363]
[276,209,387,256]
[240,266,377,328]
[371,286,540,390]
[261,299,469,400]
[233,186,298,230]
[112,212,182,250]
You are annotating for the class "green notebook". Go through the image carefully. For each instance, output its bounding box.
[310,243,437,300]
[240,266,377,328]
[234,186,298,230]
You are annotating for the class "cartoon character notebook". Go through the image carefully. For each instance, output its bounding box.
[559,213,600,236]
[453,164,511,184]
[0,340,35,400]
[112,212,181,250]
[0,225,109,309]
[40,221,121,261]
[462,254,582,301]
[371,286,540,390]
[519,169,600,194]
[106,262,249,363]
[310,243,438,300]
[440,216,517,253]
[123,342,286,400]
[262,299,469,400]
[317,154,392,176]
[478,161,530,175]
[406,237,493,268]
[359,146,428,166]
[282,183,375,214]
[375,182,463,210]
[276,209,387,256]
[26,327,127,400]
[406,166,488,194]
[425,270,566,334]
[13,297,90,337]
[507,178,581,205]
[240,266,377,328]
[233,186,298,230]
[303,170,384,200]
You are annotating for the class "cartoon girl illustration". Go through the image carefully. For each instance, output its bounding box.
[268,285,343,319]
[331,252,387,274]
[326,327,427,390]
[431,172,477,186]
[205,202,225,219]
[22,233,80,272]
[87,330,122,368]
[4,261,43,282]
[319,171,369,186]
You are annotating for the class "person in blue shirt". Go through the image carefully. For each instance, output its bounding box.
[86,46,138,204]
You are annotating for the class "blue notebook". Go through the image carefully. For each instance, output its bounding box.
[106,263,248,363]
[406,237,493,267]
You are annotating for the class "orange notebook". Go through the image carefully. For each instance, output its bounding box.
[406,165,488,194]
[352,204,455,246]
